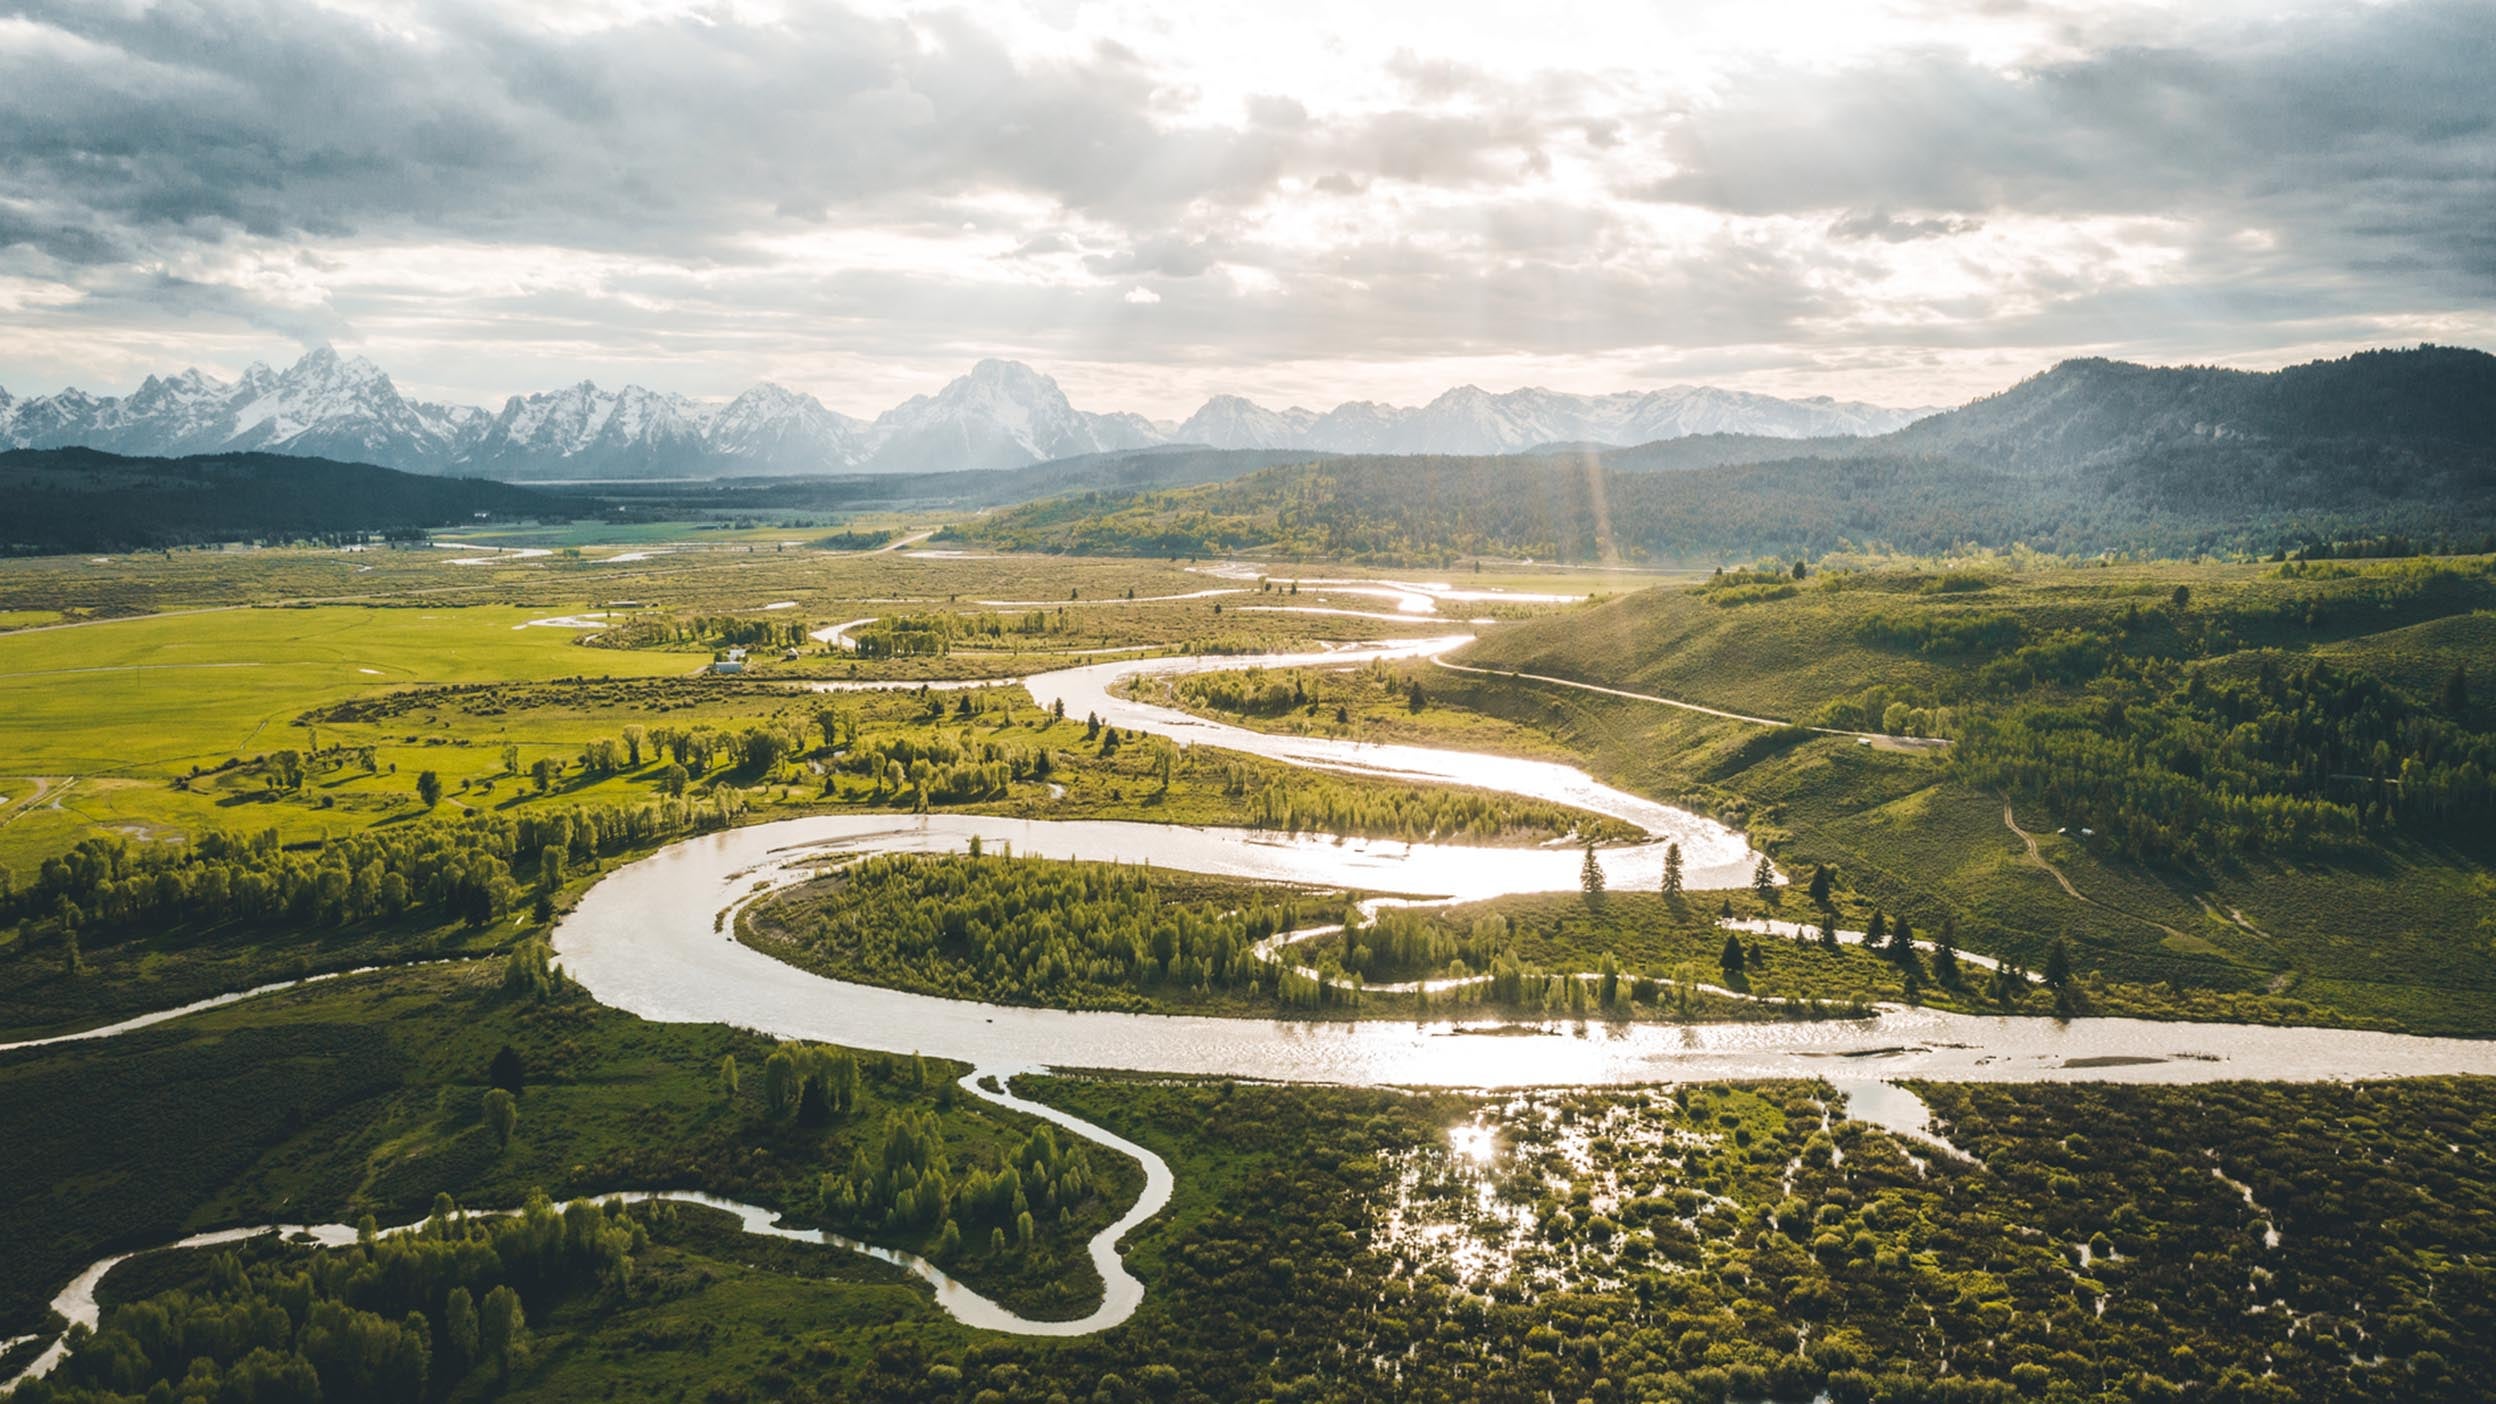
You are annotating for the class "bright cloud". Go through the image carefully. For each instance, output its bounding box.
[0,0,2487,417]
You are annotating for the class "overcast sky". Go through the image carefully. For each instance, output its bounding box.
[1,0,2489,418]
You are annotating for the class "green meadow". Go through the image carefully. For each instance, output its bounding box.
[0,606,691,868]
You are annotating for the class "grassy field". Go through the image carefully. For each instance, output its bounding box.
[1118,552,2496,1034]
[0,606,692,869]
[0,544,1606,874]
[0,540,1605,636]
[8,547,2487,1033]
[0,546,1625,1042]
[1116,655,1594,763]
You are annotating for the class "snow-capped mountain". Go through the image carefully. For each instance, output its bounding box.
[863,359,1161,472]
[1169,384,1937,454]
[215,350,482,466]
[706,383,867,474]
[0,350,481,467]
[460,382,715,479]
[1,348,1939,478]
[1616,385,1934,440]
[1171,395,1320,450]
[0,350,857,480]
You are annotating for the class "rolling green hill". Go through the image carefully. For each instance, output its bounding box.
[1435,554,2496,1033]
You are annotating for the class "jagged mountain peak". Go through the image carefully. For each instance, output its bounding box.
[278,346,389,386]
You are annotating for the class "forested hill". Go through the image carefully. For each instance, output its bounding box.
[0,447,559,553]
[1882,345,2496,470]
[946,347,2496,564]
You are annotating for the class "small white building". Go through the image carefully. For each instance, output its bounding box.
[713,648,746,675]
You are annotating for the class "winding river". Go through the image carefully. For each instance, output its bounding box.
[557,810,2496,1090]
[15,628,2496,1377]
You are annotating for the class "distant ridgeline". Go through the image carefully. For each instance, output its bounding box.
[14,346,2495,561]
[0,447,558,553]
[947,347,2496,564]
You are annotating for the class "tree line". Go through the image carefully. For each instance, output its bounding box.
[4,793,753,949]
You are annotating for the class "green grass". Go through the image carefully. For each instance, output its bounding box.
[0,605,695,872]
[0,604,690,772]
[0,545,1572,875]
[1117,657,1591,763]
[1405,668,2494,1032]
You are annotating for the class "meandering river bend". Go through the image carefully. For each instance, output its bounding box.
[14,632,2496,1373]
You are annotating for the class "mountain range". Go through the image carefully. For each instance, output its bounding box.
[952,346,2496,564]
[0,350,1935,481]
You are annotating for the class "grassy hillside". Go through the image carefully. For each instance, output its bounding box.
[1432,556,2496,1033]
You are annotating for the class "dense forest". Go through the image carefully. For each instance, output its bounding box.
[0,449,557,554]
[1952,651,2492,865]
[0,792,753,1037]
[949,348,2496,565]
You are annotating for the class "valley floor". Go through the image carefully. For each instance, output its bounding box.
[4,542,2491,1403]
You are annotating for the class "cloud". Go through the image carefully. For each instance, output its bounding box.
[1087,235,1227,279]
[0,0,2485,416]
[1632,2,2495,285]
[1827,210,1986,243]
